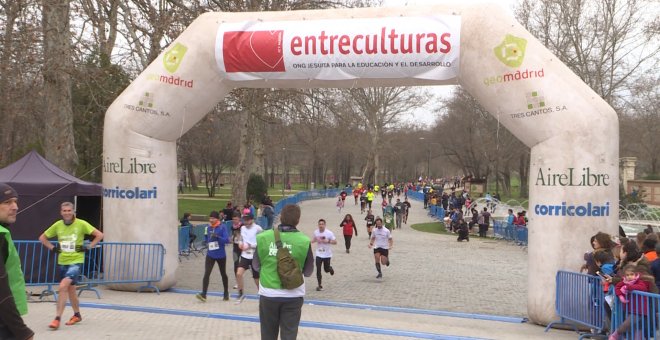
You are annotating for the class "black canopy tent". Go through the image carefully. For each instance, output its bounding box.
[0,150,102,240]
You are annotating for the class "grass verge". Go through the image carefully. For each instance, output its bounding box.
[410,222,448,234]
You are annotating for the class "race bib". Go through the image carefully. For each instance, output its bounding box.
[208,241,220,251]
[61,241,76,253]
[318,248,325,253]
[243,249,253,255]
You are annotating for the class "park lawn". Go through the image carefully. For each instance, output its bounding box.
[178,198,228,218]
[410,222,448,234]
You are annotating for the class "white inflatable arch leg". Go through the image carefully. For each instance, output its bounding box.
[103,3,618,325]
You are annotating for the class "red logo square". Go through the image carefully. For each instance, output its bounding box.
[223,30,285,73]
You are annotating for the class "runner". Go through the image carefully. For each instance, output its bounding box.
[353,188,360,205]
[393,199,405,229]
[196,211,230,302]
[364,209,375,238]
[359,190,367,214]
[339,214,358,253]
[39,202,104,330]
[402,198,412,224]
[235,213,263,303]
[366,189,375,210]
[312,219,336,291]
[368,217,393,279]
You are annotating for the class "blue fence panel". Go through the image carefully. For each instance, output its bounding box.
[545,270,606,337]
[611,289,659,339]
[14,240,165,299]
[178,226,191,255]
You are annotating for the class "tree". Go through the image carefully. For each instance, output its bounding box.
[341,87,426,184]
[42,0,78,173]
[516,0,659,108]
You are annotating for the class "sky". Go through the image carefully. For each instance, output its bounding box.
[380,0,519,127]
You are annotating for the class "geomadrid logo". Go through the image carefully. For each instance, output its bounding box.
[534,202,610,217]
[163,43,188,73]
[493,34,527,68]
[223,30,285,73]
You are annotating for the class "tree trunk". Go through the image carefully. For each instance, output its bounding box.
[0,2,19,166]
[43,0,78,174]
[252,111,265,179]
[186,162,197,190]
[232,110,250,205]
[519,153,529,198]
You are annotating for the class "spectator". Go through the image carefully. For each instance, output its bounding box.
[477,207,491,237]
[650,243,660,293]
[0,183,34,340]
[610,264,658,340]
[254,204,313,340]
[610,242,652,287]
[635,232,647,249]
[642,238,658,262]
[261,199,275,230]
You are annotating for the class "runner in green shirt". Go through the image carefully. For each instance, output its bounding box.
[39,201,103,330]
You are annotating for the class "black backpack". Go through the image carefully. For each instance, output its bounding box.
[274,228,304,289]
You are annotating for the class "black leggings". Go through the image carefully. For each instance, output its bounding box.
[202,256,228,295]
[316,257,332,286]
[344,235,353,250]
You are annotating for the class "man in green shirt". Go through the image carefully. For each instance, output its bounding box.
[0,183,34,340]
[39,201,103,330]
[254,204,313,340]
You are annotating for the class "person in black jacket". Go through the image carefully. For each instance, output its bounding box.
[0,183,34,340]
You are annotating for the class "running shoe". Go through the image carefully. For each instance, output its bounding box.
[233,284,238,289]
[65,315,82,326]
[329,267,335,276]
[376,273,382,279]
[49,319,60,329]
[223,293,229,301]
[316,286,323,291]
[235,293,246,304]
[195,293,207,302]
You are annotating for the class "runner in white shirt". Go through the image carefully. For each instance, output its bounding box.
[236,213,263,303]
[368,217,393,279]
[311,219,337,291]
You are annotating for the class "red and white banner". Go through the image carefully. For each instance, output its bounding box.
[215,16,461,81]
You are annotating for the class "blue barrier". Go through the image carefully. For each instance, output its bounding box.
[545,270,606,338]
[15,240,165,299]
[492,220,528,248]
[611,289,659,339]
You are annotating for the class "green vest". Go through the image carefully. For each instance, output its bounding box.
[0,225,28,315]
[256,229,310,289]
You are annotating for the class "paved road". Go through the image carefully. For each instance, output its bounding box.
[177,195,529,317]
[22,195,576,339]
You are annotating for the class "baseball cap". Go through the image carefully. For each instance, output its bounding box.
[0,183,18,203]
[243,213,254,219]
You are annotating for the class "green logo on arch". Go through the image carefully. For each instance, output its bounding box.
[163,43,188,73]
[494,34,527,68]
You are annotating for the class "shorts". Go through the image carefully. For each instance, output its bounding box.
[373,248,389,257]
[238,256,260,278]
[59,263,82,285]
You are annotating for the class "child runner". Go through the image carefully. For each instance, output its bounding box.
[364,210,375,238]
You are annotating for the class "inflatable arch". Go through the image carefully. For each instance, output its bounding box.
[103,3,618,324]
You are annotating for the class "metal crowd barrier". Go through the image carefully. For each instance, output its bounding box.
[492,220,528,247]
[545,270,606,338]
[611,289,659,339]
[15,240,164,299]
